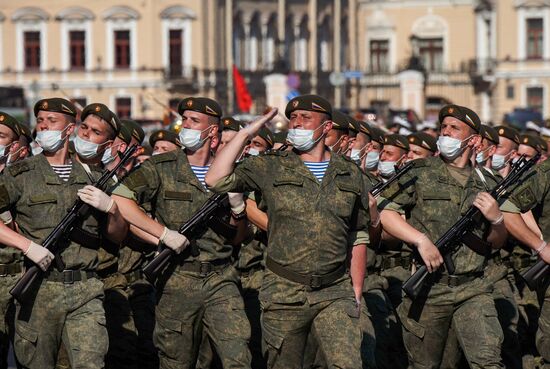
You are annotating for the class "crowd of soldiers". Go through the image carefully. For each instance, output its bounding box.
[0,93,547,369]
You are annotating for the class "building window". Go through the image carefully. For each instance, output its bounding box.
[507,85,515,99]
[370,40,389,73]
[24,31,41,70]
[114,30,131,69]
[527,87,544,113]
[115,97,132,118]
[418,38,444,72]
[69,31,86,70]
[169,29,183,76]
[527,18,544,60]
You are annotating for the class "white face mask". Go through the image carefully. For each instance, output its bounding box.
[74,135,109,159]
[476,147,491,164]
[491,153,511,170]
[350,149,361,162]
[35,125,71,153]
[437,135,472,160]
[0,142,13,160]
[152,151,162,156]
[329,135,344,154]
[179,126,212,151]
[378,160,396,177]
[31,143,43,156]
[101,143,123,165]
[247,148,260,157]
[365,151,380,170]
[287,121,327,152]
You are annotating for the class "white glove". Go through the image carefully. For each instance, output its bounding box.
[160,227,190,254]
[77,185,115,213]
[228,192,246,214]
[24,241,54,272]
[0,210,13,225]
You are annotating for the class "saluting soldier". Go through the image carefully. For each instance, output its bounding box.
[0,98,127,369]
[206,95,371,369]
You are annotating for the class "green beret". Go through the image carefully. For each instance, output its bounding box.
[81,103,120,134]
[121,119,145,145]
[348,117,361,137]
[285,94,332,119]
[178,97,222,119]
[0,112,21,138]
[519,134,546,153]
[257,127,274,148]
[221,117,242,132]
[407,132,437,152]
[383,134,409,151]
[357,121,373,137]
[370,126,386,145]
[149,129,181,148]
[494,125,520,145]
[17,122,32,142]
[33,98,77,118]
[480,125,499,145]
[273,131,287,144]
[331,111,349,133]
[439,104,481,132]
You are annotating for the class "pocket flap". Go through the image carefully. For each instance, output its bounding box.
[157,311,183,333]
[273,178,303,187]
[28,194,57,205]
[336,181,360,195]
[422,191,451,200]
[15,322,38,343]
[163,191,192,201]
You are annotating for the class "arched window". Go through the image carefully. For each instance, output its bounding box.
[55,7,95,71]
[411,14,449,72]
[102,6,140,70]
[12,7,49,72]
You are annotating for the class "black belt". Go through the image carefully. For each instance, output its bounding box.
[381,255,412,270]
[0,263,22,277]
[123,270,143,285]
[266,256,346,289]
[434,272,483,288]
[44,270,97,284]
[179,259,230,277]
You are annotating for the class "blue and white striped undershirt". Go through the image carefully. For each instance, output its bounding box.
[190,165,210,189]
[303,161,329,182]
[51,164,72,182]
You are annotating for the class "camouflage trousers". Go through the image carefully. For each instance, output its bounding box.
[398,278,504,369]
[101,273,138,369]
[0,274,18,369]
[14,277,108,369]
[537,276,550,365]
[154,265,251,369]
[261,295,362,369]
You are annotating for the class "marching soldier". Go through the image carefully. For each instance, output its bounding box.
[325,110,350,155]
[219,117,243,153]
[407,132,437,161]
[206,95,371,369]
[475,125,499,167]
[149,129,182,156]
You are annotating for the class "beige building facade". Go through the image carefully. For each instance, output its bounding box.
[0,0,548,127]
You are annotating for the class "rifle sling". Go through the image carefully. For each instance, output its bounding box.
[461,231,491,257]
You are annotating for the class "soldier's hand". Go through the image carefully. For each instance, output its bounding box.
[24,241,54,271]
[241,108,278,139]
[160,227,189,254]
[368,193,380,227]
[228,192,246,214]
[78,185,115,213]
[473,192,503,225]
[415,234,444,273]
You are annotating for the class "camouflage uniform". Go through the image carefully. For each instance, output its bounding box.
[506,158,550,366]
[122,149,251,369]
[381,156,504,369]
[210,150,369,369]
[0,154,109,369]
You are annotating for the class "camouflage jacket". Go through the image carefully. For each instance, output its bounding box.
[0,154,107,270]
[380,156,498,275]
[122,149,233,262]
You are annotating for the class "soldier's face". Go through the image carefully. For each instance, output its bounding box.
[407,144,432,160]
[494,137,517,158]
[249,136,270,153]
[440,117,473,140]
[218,130,238,152]
[181,111,217,143]
[36,111,74,137]
[79,115,113,144]
[381,145,406,162]
[153,140,180,154]
[0,125,17,148]
[289,110,332,141]
[517,144,538,160]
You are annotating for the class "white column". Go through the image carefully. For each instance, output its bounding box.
[334,0,342,107]
[309,0,318,93]
[226,0,234,113]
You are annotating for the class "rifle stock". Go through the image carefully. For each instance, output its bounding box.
[521,258,549,290]
[10,145,138,301]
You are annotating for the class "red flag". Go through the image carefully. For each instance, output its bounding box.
[233,65,253,113]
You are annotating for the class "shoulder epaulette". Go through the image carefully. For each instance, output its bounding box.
[150,151,177,164]
[410,156,433,168]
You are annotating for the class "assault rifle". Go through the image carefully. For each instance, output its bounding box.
[402,154,538,299]
[522,258,549,290]
[10,145,138,301]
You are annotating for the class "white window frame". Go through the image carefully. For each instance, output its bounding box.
[522,82,547,117]
[106,19,137,70]
[411,14,449,73]
[161,18,192,77]
[110,93,134,118]
[61,21,93,71]
[366,36,394,73]
[518,6,550,60]
[16,21,47,72]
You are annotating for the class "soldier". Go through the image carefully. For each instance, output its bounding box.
[476,125,499,167]
[206,95,370,369]
[149,129,182,155]
[517,134,546,162]
[219,117,242,152]
[244,127,274,157]
[363,126,384,176]
[377,134,408,181]
[407,132,437,161]
[380,104,507,369]
[0,98,128,369]
[113,97,252,369]
[491,126,520,177]
[325,110,350,155]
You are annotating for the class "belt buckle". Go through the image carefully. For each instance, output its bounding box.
[199,262,212,277]
[63,270,75,284]
[309,274,322,289]
[447,275,458,288]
